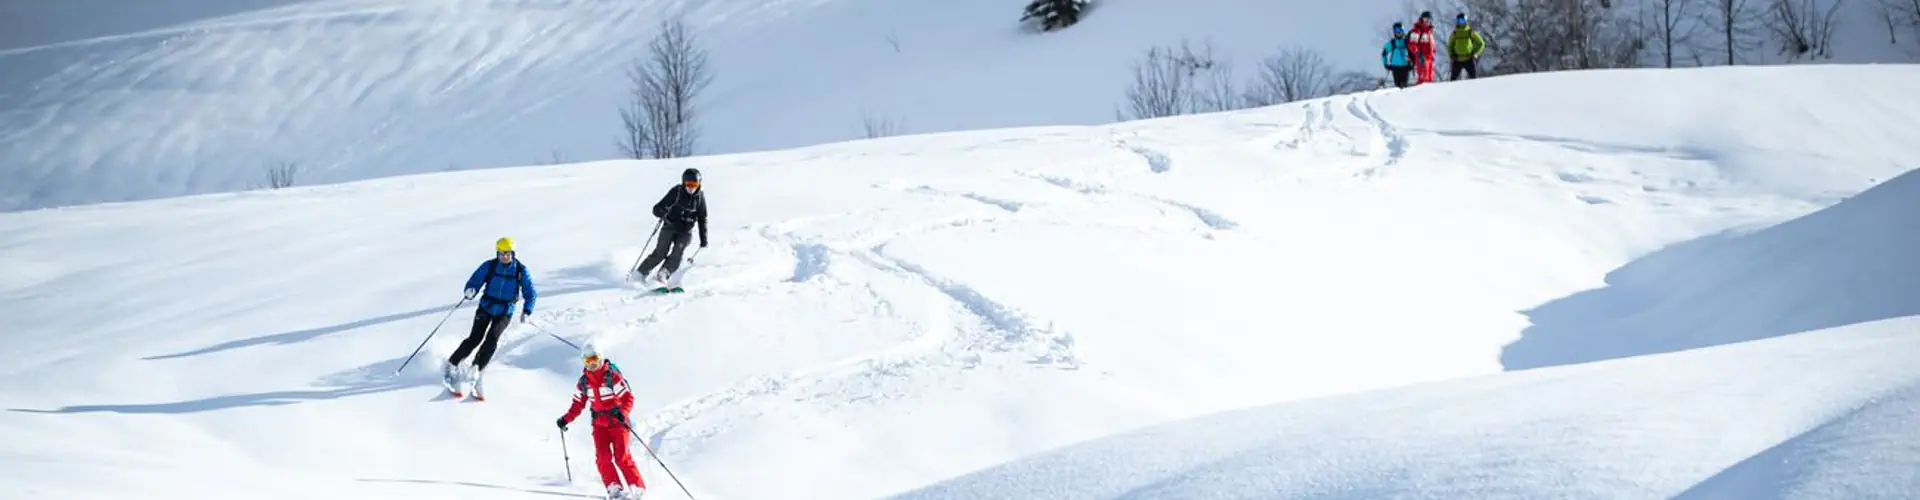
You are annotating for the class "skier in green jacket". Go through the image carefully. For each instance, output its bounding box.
[1448,13,1486,81]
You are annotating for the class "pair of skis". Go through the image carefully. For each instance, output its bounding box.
[631,248,700,294]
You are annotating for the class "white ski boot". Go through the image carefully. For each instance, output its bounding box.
[469,367,486,401]
[442,362,463,397]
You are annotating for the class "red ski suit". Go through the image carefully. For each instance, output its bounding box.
[1408,19,1439,84]
[560,361,645,491]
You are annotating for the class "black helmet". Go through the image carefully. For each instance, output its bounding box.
[682,168,701,183]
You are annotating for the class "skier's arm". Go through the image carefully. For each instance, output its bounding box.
[518,265,537,315]
[464,262,487,295]
[696,193,709,245]
[1471,31,1485,57]
[1381,41,1390,66]
[650,188,675,219]
[560,376,588,423]
[615,373,635,415]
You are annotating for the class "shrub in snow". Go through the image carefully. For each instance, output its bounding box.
[1022,0,1091,32]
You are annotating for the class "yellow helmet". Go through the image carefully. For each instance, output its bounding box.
[495,237,515,253]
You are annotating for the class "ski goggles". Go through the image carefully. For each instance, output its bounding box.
[584,353,603,365]
[683,180,700,188]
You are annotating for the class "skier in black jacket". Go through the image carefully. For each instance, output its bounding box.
[633,168,708,285]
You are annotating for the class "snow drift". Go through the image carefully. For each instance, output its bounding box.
[891,315,1920,500]
[1505,163,1920,370]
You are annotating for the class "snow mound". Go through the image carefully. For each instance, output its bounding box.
[1503,164,1920,370]
[891,315,1920,500]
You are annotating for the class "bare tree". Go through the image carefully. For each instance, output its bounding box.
[1329,71,1390,94]
[1877,0,1902,43]
[1647,0,1703,67]
[1767,0,1845,60]
[1196,59,1241,113]
[1704,0,1766,64]
[1243,46,1334,107]
[1875,0,1920,44]
[1118,40,1227,120]
[860,111,902,138]
[1451,0,1643,74]
[263,160,298,189]
[617,18,714,159]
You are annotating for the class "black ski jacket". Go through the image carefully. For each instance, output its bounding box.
[651,185,707,241]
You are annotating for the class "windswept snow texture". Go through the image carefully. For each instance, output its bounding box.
[4,0,1916,211]
[2,66,1920,499]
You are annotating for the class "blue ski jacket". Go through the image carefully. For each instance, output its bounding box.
[1382,37,1411,68]
[466,259,536,317]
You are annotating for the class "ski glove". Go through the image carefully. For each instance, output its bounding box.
[463,288,478,300]
[556,417,568,430]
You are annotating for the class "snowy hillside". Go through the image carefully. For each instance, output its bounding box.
[894,315,1920,500]
[898,164,1920,499]
[5,0,1918,211]
[4,65,1920,499]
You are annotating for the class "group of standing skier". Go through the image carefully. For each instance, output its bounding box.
[1382,11,1485,88]
[437,167,709,499]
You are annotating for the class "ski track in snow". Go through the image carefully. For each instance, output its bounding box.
[614,210,1082,454]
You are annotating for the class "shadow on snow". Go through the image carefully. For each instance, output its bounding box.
[1500,168,1920,371]
[141,263,625,361]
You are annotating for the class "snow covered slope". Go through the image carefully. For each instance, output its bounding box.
[0,0,1404,211]
[6,0,1916,212]
[3,65,1919,499]
[894,314,1920,500]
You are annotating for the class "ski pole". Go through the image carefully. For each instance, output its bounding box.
[395,297,469,375]
[524,318,580,350]
[560,428,573,483]
[618,416,697,500]
[628,218,664,278]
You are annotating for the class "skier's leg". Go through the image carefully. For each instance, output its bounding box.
[635,227,679,276]
[472,313,511,371]
[608,425,646,490]
[594,424,621,489]
[660,227,692,276]
[447,309,489,365]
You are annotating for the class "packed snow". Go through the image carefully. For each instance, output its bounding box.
[5,0,1917,211]
[4,64,1920,499]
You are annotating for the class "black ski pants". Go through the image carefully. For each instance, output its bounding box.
[1450,58,1478,81]
[449,308,510,370]
[637,222,693,277]
[1387,66,1412,88]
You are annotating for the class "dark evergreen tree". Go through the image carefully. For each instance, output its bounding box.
[1021,0,1090,31]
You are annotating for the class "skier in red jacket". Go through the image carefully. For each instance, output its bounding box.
[557,343,647,499]
[1409,11,1439,84]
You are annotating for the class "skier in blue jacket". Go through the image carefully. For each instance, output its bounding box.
[1382,22,1414,89]
[444,236,537,399]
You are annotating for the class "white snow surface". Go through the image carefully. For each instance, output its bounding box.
[4,0,1918,211]
[4,65,1920,499]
